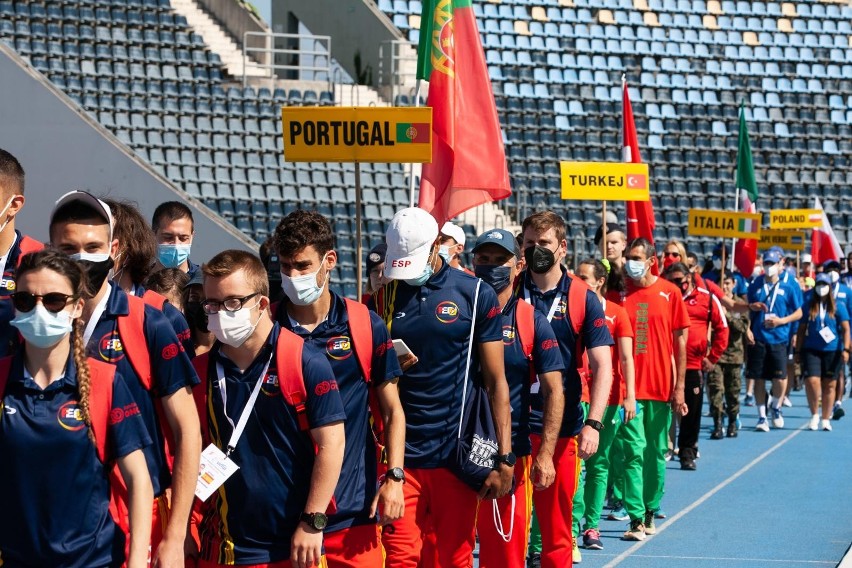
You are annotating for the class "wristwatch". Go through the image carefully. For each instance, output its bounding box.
[493,452,517,469]
[584,418,604,432]
[299,512,328,531]
[386,467,406,483]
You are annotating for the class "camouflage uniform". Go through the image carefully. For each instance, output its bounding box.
[708,308,748,421]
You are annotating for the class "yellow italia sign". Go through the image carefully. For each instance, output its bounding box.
[768,209,823,230]
[758,230,806,251]
[687,209,762,239]
[560,162,651,201]
[281,107,433,163]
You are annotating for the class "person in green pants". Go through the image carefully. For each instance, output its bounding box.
[615,238,689,541]
[573,259,637,550]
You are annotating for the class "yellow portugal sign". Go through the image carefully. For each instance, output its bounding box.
[758,230,806,251]
[688,209,762,239]
[768,209,823,230]
[281,107,433,163]
[560,162,650,201]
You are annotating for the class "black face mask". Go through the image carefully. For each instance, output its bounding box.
[474,265,513,293]
[184,301,209,333]
[524,245,556,274]
[77,258,113,294]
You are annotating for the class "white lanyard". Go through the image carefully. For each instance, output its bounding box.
[215,351,274,457]
[83,284,112,345]
[523,286,564,323]
[833,283,840,299]
[819,304,827,329]
[763,282,780,313]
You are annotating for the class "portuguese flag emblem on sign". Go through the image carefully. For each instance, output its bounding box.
[396,123,431,143]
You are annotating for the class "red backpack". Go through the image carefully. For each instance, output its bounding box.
[0,355,115,463]
[14,235,44,267]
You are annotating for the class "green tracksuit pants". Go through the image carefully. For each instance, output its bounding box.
[613,399,671,521]
[579,404,622,530]
[571,403,589,537]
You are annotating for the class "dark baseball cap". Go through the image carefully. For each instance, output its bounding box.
[593,223,627,246]
[366,243,387,272]
[472,229,519,257]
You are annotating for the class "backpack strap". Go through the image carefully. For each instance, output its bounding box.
[276,328,309,431]
[0,355,12,401]
[344,297,386,447]
[87,358,116,464]
[191,352,211,444]
[116,295,153,391]
[141,289,167,311]
[15,235,44,267]
[515,299,535,361]
[566,274,589,370]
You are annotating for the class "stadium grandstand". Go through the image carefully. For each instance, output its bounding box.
[0,0,851,296]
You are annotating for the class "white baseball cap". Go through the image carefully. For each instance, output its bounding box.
[384,207,439,280]
[801,253,812,263]
[51,190,115,241]
[440,221,466,246]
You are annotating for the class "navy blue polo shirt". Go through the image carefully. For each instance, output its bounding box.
[0,355,151,568]
[518,269,614,438]
[198,325,346,565]
[0,231,41,357]
[368,261,503,469]
[186,260,201,281]
[86,283,199,496]
[747,274,803,345]
[276,291,401,533]
[501,296,565,456]
[130,282,195,357]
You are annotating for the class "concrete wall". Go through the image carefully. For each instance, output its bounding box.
[0,44,255,262]
[271,0,404,88]
[197,0,271,67]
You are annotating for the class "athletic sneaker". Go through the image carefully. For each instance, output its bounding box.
[735,414,742,430]
[809,414,820,431]
[623,519,646,541]
[822,419,833,431]
[607,503,629,521]
[655,510,667,519]
[832,404,845,421]
[664,449,673,462]
[772,407,785,428]
[572,539,582,563]
[527,552,541,568]
[756,417,770,432]
[583,528,603,550]
[744,393,755,406]
[643,511,657,535]
[782,396,793,408]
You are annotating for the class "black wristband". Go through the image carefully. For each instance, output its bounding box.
[584,418,604,432]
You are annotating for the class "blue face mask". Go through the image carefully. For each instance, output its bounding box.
[404,262,434,287]
[475,264,512,293]
[158,244,191,269]
[11,304,74,348]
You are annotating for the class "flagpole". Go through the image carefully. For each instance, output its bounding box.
[731,186,740,271]
[601,201,608,259]
[409,79,422,208]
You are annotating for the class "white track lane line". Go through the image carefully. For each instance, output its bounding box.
[603,423,807,568]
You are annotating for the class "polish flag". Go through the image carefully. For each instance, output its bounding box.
[811,197,842,265]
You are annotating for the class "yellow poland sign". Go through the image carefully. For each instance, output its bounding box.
[560,162,650,201]
[688,209,762,239]
[758,230,806,251]
[281,107,433,163]
[768,209,823,230]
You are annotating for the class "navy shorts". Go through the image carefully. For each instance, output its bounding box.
[746,342,788,380]
[802,349,843,380]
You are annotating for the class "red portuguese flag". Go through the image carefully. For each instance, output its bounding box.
[416,0,511,225]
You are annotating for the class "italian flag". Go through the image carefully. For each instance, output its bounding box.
[811,196,842,264]
[416,0,511,225]
[733,102,759,277]
[738,218,758,235]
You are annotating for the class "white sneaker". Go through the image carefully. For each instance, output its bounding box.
[822,420,833,431]
[783,396,793,408]
[772,408,785,429]
[756,418,770,432]
[809,415,820,431]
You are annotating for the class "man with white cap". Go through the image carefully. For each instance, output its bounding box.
[439,221,473,274]
[370,207,513,568]
[49,191,201,568]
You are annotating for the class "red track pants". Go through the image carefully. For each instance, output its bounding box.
[476,455,533,568]
[530,435,580,568]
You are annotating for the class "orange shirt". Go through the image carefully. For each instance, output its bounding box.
[581,300,633,406]
[620,277,690,402]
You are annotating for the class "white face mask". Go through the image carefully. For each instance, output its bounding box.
[816,285,830,298]
[625,259,648,281]
[765,264,779,279]
[280,257,329,306]
[207,300,263,348]
[752,266,763,278]
[438,245,451,262]
[830,271,840,284]
[712,258,722,270]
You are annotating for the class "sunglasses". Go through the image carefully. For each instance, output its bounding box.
[11,291,76,313]
[664,252,681,258]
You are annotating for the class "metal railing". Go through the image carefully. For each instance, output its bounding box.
[378,39,418,104]
[242,31,333,91]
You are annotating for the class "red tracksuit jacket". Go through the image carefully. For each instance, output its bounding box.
[683,285,730,370]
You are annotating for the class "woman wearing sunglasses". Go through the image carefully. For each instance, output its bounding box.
[0,250,153,567]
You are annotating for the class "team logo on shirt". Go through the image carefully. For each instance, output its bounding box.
[98,330,125,363]
[551,300,568,320]
[314,380,339,396]
[0,277,14,293]
[541,339,559,350]
[502,325,516,346]
[57,401,86,431]
[326,336,353,361]
[435,301,460,324]
[261,373,280,397]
